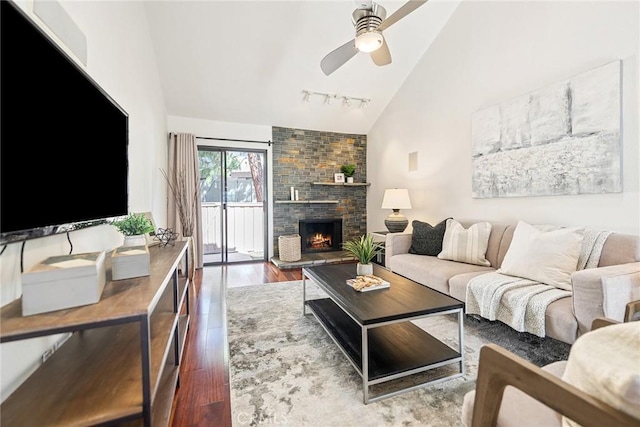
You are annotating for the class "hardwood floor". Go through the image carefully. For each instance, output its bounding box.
[170,262,302,427]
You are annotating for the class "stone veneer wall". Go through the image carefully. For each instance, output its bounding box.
[272,127,367,256]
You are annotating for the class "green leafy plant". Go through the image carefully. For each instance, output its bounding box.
[342,234,383,265]
[111,213,155,236]
[340,164,356,178]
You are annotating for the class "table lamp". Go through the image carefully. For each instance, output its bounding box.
[381,189,412,232]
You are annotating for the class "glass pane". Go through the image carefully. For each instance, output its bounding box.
[225,151,265,263]
[199,149,223,264]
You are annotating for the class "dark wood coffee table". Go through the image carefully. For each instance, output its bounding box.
[302,263,464,404]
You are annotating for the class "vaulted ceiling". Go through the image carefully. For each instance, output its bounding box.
[144,0,460,134]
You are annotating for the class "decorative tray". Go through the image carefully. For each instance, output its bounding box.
[346,275,390,292]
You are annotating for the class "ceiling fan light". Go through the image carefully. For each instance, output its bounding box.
[355,31,383,53]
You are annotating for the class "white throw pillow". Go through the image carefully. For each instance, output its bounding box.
[437,219,492,266]
[498,221,584,290]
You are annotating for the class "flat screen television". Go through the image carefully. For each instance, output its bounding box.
[1,1,129,245]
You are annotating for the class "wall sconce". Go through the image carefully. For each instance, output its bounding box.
[302,90,371,108]
[381,189,412,233]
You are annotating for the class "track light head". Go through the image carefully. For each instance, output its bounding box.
[302,89,369,108]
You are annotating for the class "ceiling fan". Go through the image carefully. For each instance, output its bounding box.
[320,0,428,76]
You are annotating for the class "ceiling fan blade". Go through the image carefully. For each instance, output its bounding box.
[320,39,359,76]
[377,0,428,32]
[371,36,391,66]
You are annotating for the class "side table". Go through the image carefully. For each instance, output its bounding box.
[370,231,389,268]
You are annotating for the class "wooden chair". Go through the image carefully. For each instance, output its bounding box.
[462,301,640,427]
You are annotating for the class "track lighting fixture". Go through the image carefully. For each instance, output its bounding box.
[301,90,371,109]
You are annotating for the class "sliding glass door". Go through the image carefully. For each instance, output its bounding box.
[198,147,267,264]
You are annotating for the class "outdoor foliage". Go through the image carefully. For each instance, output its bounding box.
[198,151,264,202]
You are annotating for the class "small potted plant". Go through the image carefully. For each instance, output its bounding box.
[111,213,155,246]
[340,164,356,183]
[342,233,383,276]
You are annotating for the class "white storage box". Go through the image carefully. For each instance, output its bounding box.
[111,245,150,280]
[22,251,106,316]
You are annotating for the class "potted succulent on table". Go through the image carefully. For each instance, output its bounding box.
[340,164,356,183]
[342,233,383,276]
[111,212,155,247]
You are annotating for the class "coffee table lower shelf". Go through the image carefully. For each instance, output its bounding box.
[305,298,463,402]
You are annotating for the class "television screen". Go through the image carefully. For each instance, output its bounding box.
[1,1,129,244]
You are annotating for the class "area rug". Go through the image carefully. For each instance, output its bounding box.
[227,280,570,427]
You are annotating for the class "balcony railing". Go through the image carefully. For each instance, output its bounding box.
[201,202,264,256]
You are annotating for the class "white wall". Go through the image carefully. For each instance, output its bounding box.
[0,0,167,400]
[167,116,275,257]
[368,0,640,235]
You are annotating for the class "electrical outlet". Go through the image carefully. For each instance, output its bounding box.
[41,333,71,364]
[42,347,54,363]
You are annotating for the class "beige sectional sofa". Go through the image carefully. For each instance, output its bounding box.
[385,220,640,344]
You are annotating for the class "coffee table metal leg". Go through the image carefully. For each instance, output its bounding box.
[302,275,307,316]
[458,309,465,375]
[362,326,369,404]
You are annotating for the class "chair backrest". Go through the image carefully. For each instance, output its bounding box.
[624,300,640,322]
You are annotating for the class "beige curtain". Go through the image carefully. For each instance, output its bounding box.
[167,132,203,270]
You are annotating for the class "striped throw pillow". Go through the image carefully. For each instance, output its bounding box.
[437,219,492,266]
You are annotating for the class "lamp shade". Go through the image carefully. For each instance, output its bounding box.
[381,189,412,210]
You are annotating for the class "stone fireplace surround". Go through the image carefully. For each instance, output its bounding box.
[272,127,367,258]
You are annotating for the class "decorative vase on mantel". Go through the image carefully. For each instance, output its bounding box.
[356,262,374,276]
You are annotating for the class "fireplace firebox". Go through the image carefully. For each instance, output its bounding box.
[299,219,343,253]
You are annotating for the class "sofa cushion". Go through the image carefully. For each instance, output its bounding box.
[598,233,640,266]
[409,218,450,256]
[389,253,494,294]
[498,221,584,290]
[459,221,514,269]
[461,361,567,427]
[438,219,492,266]
[449,271,492,302]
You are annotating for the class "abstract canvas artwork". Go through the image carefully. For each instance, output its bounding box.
[471,60,622,198]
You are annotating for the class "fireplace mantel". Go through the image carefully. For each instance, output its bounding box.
[312,182,371,186]
[275,200,339,204]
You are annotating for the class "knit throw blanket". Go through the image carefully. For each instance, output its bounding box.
[465,229,612,337]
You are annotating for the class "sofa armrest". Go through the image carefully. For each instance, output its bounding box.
[384,233,412,266]
[470,344,639,427]
[571,262,640,335]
